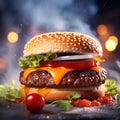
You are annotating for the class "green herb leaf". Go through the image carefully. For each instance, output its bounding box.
[52,93,81,111]
[67,93,81,100]
[0,80,21,101]
[55,100,72,111]
[105,79,120,99]
[19,52,57,69]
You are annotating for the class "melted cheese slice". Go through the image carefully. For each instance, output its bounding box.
[91,66,100,72]
[21,85,51,98]
[23,67,73,85]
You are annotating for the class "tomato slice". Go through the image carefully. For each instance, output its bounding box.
[41,59,100,69]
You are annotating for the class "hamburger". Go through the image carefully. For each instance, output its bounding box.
[19,32,107,102]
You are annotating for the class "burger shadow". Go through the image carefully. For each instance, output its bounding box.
[29,104,64,120]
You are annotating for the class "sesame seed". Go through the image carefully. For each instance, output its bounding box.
[71,47,75,50]
[84,46,87,49]
[70,43,73,45]
[83,43,85,46]
[67,45,70,48]
[74,44,77,47]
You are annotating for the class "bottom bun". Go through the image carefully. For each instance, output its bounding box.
[20,85,105,102]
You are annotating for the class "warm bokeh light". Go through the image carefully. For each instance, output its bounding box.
[7,32,18,43]
[108,36,118,45]
[105,35,118,51]
[97,24,108,36]
[0,58,6,70]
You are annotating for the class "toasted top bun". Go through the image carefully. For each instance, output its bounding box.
[23,32,102,57]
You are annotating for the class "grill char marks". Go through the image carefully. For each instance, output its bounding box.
[19,69,107,88]
[61,70,106,87]
[19,71,54,87]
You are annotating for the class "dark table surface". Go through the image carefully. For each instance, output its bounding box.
[0,100,120,120]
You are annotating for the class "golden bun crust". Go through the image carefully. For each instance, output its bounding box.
[23,32,102,57]
[20,85,105,102]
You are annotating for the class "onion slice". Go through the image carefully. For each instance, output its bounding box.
[53,54,98,61]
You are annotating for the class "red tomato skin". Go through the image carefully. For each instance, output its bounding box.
[41,60,100,69]
[97,96,114,105]
[91,100,101,107]
[72,99,91,107]
[97,97,104,104]
[71,99,80,106]
[78,99,91,107]
[102,96,114,105]
[72,96,114,108]
[25,93,45,114]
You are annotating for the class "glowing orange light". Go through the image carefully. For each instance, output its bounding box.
[97,24,108,36]
[0,58,6,70]
[108,36,118,45]
[105,35,118,51]
[7,32,18,43]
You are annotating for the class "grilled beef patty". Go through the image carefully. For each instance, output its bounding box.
[19,69,107,88]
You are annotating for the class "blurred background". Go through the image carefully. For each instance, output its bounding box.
[0,0,120,85]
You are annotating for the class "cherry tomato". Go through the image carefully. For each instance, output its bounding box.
[97,97,104,104]
[24,93,45,114]
[102,96,114,105]
[41,59,100,69]
[97,96,114,105]
[71,99,79,106]
[72,99,91,107]
[91,100,101,107]
[72,96,114,108]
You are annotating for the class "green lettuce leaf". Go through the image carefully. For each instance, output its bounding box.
[55,100,72,111]
[19,52,57,69]
[67,92,81,100]
[105,79,120,99]
[51,93,81,111]
[0,80,21,101]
